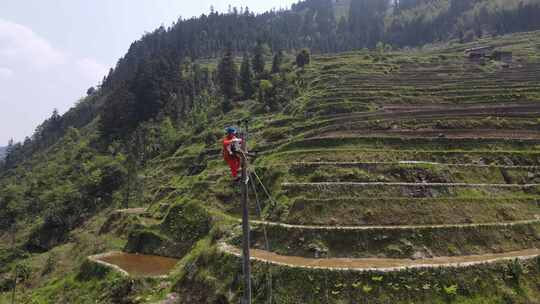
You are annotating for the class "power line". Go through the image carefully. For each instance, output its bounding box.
[249,171,273,304]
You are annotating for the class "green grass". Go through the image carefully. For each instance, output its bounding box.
[280,137,540,153]
[282,183,540,200]
[180,244,540,304]
[282,197,540,226]
[287,162,540,184]
[244,221,540,259]
[261,149,540,166]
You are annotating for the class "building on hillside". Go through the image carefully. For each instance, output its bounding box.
[464,46,495,60]
[464,46,513,65]
[492,50,513,64]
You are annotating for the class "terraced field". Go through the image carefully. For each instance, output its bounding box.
[212,32,540,302]
[99,32,540,303]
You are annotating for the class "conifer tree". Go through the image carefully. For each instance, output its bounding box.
[100,85,137,140]
[217,48,238,100]
[240,53,254,99]
[349,0,389,48]
[271,50,284,74]
[296,49,311,68]
[258,79,275,110]
[6,139,14,156]
[221,98,233,113]
[252,40,266,76]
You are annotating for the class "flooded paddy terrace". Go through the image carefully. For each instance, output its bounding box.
[89,251,179,278]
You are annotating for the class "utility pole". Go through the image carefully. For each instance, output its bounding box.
[240,121,252,304]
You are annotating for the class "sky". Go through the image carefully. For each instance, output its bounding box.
[0,0,298,146]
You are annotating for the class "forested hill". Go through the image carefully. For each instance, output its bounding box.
[0,147,6,160]
[3,0,540,171]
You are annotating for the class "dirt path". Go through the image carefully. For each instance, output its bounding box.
[249,219,540,231]
[114,208,147,215]
[219,243,540,272]
[111,208,161,226]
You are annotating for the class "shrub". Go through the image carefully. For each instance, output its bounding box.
[76,260,110,281]
[296,49,311,68]
[161,200,211,242]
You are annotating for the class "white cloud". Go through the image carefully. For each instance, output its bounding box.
[0,19,109,144]
[0,67,14,79]
[0,18,107,83]
[0,19,67,69]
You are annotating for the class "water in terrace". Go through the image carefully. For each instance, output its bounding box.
[96,252,179,277]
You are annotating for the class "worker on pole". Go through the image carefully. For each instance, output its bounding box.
[223,124,252,303]
[223,127,243,182]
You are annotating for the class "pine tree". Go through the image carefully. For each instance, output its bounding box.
[86,87,96,96]
[50,109,62,137]
[217,48,238,100]
[296,49,311,68]
[100,85,137,140]
[252,40,266,76]
[271,50,284,74]
[258,79,276,111]
[6,139,14,156]
[349,0,390,48]
[221,98,233,113]
[240,53,254,99]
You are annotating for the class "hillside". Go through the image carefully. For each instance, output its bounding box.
[1,0,540,303]
[172,31,540,303]
[1,28,540,303]
[0,147,6,160]
[3,0,540,171]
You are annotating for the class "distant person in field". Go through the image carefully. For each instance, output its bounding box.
[223,127,243,182]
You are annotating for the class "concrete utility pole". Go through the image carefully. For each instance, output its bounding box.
[240,123,252,304]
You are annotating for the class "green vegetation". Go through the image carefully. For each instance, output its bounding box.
[244,221,540,259]
[1,2,540,302]
[296,49,311,68]
[173,246,540,304]
[283,197,540,225]
[218,48,239,100]
[125,199,212,258]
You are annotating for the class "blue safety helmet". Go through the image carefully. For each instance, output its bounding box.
[226,127,237,135]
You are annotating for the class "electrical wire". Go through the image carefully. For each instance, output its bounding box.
[250,169,279,209]
[249,171,273,304]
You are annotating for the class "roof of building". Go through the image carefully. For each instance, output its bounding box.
[465,46,495,53]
